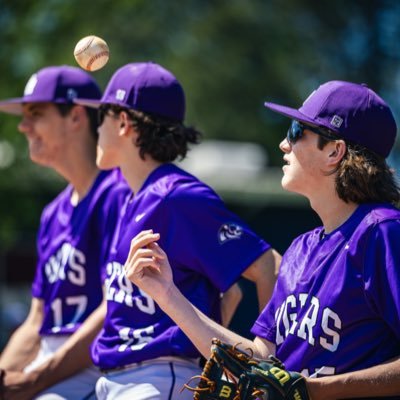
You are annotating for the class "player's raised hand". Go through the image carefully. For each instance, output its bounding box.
[124,230,173,302]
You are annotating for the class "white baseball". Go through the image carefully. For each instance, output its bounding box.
[74,35,109,72]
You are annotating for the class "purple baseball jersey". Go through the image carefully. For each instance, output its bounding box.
[32,169,130,335]
[252,203,400,378]
[91,163,271,370]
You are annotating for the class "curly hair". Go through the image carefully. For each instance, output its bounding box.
[318,136,400,206]
[108,105,202,163]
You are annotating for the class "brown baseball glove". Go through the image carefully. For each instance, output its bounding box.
[183,338,310,400]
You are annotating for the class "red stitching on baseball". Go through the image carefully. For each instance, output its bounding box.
[87,51,109,71]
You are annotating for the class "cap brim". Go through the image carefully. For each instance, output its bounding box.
[0,98,26,115]
[264,102,318,127]
[73,98,103,108]
[0,97,90,115]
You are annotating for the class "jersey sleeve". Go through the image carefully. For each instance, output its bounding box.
[250,301,277,342]
[363,219,400,340]
[160,187,271,293]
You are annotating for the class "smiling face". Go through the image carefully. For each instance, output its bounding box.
[18,103,69,168]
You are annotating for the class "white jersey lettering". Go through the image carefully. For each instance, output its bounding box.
[118,325,155,352]
[297,296,319,345]
[320,307,341,352]
[67,247,86,286]
[44,243,86,286]
[301,366,336,377]
[275,304,285,345]
[275,294,341,351]
[106,261,156,314]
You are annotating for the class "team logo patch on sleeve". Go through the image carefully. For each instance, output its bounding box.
[218,223,243,244]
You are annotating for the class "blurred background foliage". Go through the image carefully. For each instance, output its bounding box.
[1,0,400,262]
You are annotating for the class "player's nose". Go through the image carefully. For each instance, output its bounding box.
[17,116,32,135]
[279,137,291,153]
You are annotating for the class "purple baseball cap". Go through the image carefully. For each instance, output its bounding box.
[0,65,101,115]
[75,61,186,121]
[264,80,397,158]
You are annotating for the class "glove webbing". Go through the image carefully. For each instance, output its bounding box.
[182,350,242,399]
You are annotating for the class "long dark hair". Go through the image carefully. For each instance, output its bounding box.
[318,136,400,206]
[109,105,202,163]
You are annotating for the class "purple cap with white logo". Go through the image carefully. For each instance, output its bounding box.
[0,65,101,116]
[264,80,397,158]
[75,62,186,122]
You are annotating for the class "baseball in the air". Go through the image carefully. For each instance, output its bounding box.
[74,35,109,72]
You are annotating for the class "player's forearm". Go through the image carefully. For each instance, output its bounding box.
[220,283,242,327]
[257,249,281,310]
[242,249,281,311]
[26,301,106,392]
[158,284,259,359]
[0,324,41,371]
[306,357,400,399]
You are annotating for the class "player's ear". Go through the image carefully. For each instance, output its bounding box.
[67,105,87,131]
[118,111,133,137]
[327,140,346,165]
[69,104,85,122]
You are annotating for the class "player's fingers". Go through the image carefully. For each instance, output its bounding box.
[147,242,166,259]
[130,229,154,245]
[128,231,160,259]
[125,247,159,266]
[133,231,160,248]
[126,248,155,266]
[125,256,161,278]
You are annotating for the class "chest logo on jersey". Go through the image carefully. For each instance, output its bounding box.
[135,212,146,222]
[218,223,243,244]
[44,243,86,286]
[275,293,342,352]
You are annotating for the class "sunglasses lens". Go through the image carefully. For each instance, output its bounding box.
[286,120,339,144]
[287,120,303,144]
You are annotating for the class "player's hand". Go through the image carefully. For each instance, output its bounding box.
[2,370,38,400]
[124,230,174,303]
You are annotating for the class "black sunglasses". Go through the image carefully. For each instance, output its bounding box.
[287,120,340,144]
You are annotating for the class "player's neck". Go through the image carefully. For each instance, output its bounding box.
[120,156,163,194]
[53,131,99,196]
[310,192,358,234]
[69,165,100,206]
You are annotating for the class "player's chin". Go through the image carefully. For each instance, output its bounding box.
[281,175,297,193]
[96,152,116,171]
[28,150,50,167]
[281,178,305,198]
[281,172,290,187]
